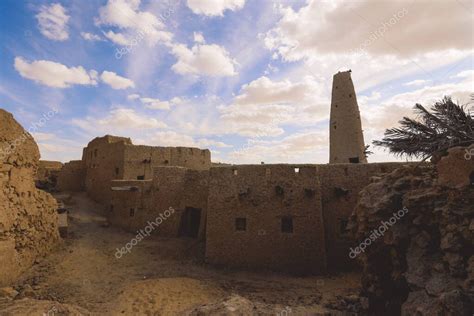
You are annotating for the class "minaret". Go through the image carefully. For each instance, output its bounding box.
[329,70,367,164]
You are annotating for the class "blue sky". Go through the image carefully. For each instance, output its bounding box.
[0,0,472,163]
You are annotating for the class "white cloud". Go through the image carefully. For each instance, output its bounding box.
[127,94,140,100]
[103,30,130,45]
[265,0,473,61]
[96,0,173,46]
[100,71,135,89]
[140,96,183,110]
[14,57,97,88]
[72,108,167,133]
[186,0,245,16]
[36,3,70,41]
[194,32,205,43]
[81,32,103,41]
[227,131,328,164]
[198,138,232,148]
[127,94,184,110]
[143,131,231,149]
[171,43,237,77]
[140,98,171,110]
[403,79,429,86]
[218,76,328,136]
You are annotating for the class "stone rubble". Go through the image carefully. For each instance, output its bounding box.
[349,145,473,315]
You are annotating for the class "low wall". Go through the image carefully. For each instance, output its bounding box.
[57,160,85,192]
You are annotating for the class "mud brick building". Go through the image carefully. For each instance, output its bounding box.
[54,70,417,273]
[81,135,211,205]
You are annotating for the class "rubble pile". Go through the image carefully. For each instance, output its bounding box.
[350,145,474,315]
[0,109,60,285]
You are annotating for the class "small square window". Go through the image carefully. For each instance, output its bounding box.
[137,175,145,180]
[233,169,238,176]
[294,168,300,173]
[349,157,360,164]
[265,168,271,176]
[129,208,135,217]
[235,218,246,231]
[281,217,293,233]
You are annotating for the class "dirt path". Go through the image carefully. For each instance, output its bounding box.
[2,193,361,315]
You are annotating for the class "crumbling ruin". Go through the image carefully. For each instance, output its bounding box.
[49,71,418,274]
[36,160,63,191]
[0,110,59,286]
[349,145,474,315]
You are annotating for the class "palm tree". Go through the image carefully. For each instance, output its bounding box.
[373,96,474,160]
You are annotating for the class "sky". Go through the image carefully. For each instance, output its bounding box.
[0,0,472,164]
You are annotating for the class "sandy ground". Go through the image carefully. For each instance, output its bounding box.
[0,193,361,315]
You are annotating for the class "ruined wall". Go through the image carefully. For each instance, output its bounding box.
[83,136,129,205]
[109,167,209,239]
[57,160,85,192]
[350,158,473,315]
[319,162,414,270]
[82,136,211,206]
[437,144,474,188]
[329,71,367,164]
[109,180,154,231]
[37,160,63,182]
[206,165,327,274]
[0,109,59,286]
[169,147,211,170]
[122,146,211,180]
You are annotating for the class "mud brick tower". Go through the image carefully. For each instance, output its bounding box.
[329,70,367,164]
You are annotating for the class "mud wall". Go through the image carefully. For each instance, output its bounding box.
[319,162,413,270]
[37,160,63,182]
[109,167,209,239]
[109,180,154,231]
[206,165,327,274]
[82,136,211,206]
[0,109,59,286]
[83,136,128,205]
[57,160,85,192]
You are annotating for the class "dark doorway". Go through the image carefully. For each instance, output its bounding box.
[179,207,201,238]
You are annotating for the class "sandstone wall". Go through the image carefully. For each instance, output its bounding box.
[319,162,415,270]
[109,180,154,231]
[206,165,327,274]
[37,160,63,182]
[57,160,85,192]
[109,167,209,239]
[83,136,211,206]
[83,137,127,205]
[0,109,59,286]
